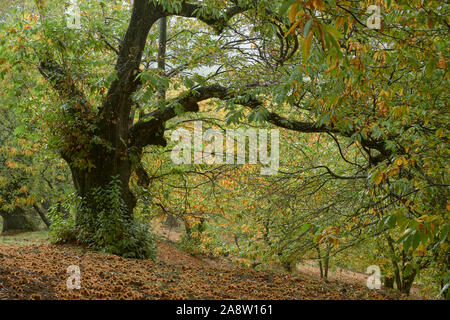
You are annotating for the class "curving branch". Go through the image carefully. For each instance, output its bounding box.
[129,85,231,150]
[165,2,250,33]
[129,83,391,164]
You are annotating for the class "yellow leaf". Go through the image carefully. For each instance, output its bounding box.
[402,157,409,167]
[437,56,447,70]
[312,0,324,10]
[373,172,384,185]
[8,147,17,156]
[388,167,399,177]
[289,2,299,23]
[373,51,380,60]
[284,17,302,38]
[302,29,314,61]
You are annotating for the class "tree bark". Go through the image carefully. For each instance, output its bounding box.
[400,270,417,296]
[157,16,167,100]
[157,16,179,228]
[33,204,51,228]
[67,150,136,227]
[383,276,394,289]
[316,246,324,279]
[387,235,418,296]
[164,214,179,228]
[323,246,331,280]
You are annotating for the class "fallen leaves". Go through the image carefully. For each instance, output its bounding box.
[0,241,399,300]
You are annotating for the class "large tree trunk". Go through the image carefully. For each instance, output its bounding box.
[63,150,157,259]
[36,0,247,258]
[0,208,36,233]
[68,147,136,228]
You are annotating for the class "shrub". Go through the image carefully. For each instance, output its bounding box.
[49,178,157,260]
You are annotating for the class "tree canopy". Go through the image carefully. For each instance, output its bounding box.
[0,0,448,298]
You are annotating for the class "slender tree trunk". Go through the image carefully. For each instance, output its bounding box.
[157,16,167,100]
[0,208,36,233]
[33,204,51,228]
[383,276,394,289]
[316,246,324,279]
[400,270,417,296]
[440,254,450,299]
[164,214,179,228]
[323,246,331,280]
[387,235,403,290]
[183,218,192,240]
[387,235,418,295]
[157,16,178,229]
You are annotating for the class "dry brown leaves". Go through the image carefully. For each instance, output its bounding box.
[0,241,401,300]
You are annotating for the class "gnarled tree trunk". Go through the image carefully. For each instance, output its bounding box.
[36,0,250,258]
[68,149,136,226]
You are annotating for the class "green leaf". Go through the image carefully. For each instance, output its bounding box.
[386,215,397,229]
[412,231,421,251]
[303,19,313,38]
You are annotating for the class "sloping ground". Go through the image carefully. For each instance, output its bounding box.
[153,222,419,299]
[296,260,423,299]
[0,240,401,300]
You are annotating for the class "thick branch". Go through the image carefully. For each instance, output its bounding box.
[166,2,249,33]
[99,0,248,129]
[130,84,391,164]
[129,85,230,149]
[98,0,161,141]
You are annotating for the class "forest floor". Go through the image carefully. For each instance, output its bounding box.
[0,230,407,300]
